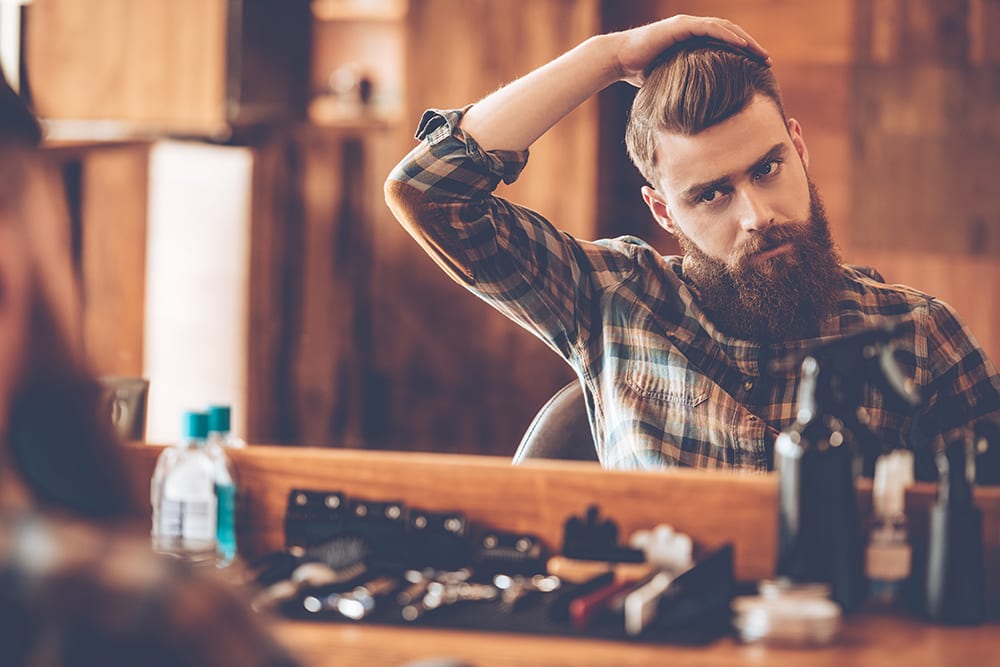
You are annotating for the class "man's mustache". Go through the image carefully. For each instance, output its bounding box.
[733,221,814,269]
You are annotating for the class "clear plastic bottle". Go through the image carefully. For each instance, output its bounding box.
[207,405,241,567]
[151,411,218,564]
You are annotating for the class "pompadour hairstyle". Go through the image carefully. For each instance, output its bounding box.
[625,38,785,187]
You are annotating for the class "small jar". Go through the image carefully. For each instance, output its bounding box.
[731,579,842,646]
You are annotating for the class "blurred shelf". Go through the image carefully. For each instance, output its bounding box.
[307,95,401,129]
[311,0,407,21]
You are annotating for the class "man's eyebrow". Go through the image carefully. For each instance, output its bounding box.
[680,142,788,204]
[681,175,731,204]
[748,143,787,174]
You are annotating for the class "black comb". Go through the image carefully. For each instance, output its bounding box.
[473,529,547,577]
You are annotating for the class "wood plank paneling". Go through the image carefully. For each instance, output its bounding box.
[293,129,376,447]
[653,0,855,64]
[246,132,300,444]
[850,0,1000,366]
[38,143,151,378]
[367,0,597,455]
[850,67,1000,257]
[245,127,389,447]
[79,146,150,376]
[970,0,1000,65]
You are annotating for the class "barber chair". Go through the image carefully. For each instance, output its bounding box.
[512,381,599,464]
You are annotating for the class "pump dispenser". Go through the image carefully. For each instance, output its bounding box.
[774,325,921,612]
[925,435,985,625]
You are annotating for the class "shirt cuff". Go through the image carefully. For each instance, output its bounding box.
[415,107,529,186]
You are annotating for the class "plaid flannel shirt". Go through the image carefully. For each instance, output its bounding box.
[0,511,302,667]
[385,108,1000,472]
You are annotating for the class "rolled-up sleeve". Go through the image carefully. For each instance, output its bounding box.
[385,108,636,359]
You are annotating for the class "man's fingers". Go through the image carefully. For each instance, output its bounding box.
[680,17,771,65]
[717,18,771,63]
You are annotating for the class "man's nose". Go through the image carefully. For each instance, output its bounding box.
[737,189,774,232]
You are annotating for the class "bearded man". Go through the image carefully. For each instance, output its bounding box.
[385,16,1000,473]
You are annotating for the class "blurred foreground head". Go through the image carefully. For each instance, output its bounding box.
[0,73,133,519]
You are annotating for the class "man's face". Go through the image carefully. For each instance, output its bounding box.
[642,93,812,265]
[640,94,842,341]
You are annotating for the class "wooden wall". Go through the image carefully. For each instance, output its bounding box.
[363,0,600,454]
[38,142,150,378]
[848,0,1000,363]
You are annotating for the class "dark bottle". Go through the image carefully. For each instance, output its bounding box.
[925,435,985,625]
[775,416,866,612]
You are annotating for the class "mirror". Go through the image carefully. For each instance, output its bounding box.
[31,2,997,462]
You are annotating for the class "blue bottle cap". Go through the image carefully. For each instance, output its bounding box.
[207,405,231,434]
[182,411,209,439]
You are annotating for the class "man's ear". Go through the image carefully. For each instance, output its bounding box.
[641,185,677,235]
[787,117,809,170]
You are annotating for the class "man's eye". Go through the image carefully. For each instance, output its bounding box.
[700,189,720,203]
[755,159,781,179]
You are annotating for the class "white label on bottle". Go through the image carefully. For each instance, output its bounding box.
[181,497,217,542]
[159,497,217,542]
[159,499,184,537]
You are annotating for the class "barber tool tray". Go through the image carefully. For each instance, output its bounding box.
[252,490,737,645]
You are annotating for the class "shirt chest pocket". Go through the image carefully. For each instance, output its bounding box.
[623,367,709,409]
[618,363,739,465]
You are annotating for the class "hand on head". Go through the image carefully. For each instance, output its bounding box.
[613,15,770,87]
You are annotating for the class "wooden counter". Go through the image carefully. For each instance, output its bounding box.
[272,613,998,667]
[122,444,1000,666]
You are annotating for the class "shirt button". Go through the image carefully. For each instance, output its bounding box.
[743,379,754,392]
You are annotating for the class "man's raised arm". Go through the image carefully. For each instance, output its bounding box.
[382,15,769,360]
[460,15,769,151]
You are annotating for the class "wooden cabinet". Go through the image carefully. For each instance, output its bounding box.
[24,0,311,138]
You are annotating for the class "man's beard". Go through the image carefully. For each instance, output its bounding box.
[677,181,842,343]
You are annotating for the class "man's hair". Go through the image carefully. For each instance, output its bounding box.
[0,71,41,147]
[0,71,136,519]
[0,71,43,211]
[625,38,785,187]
